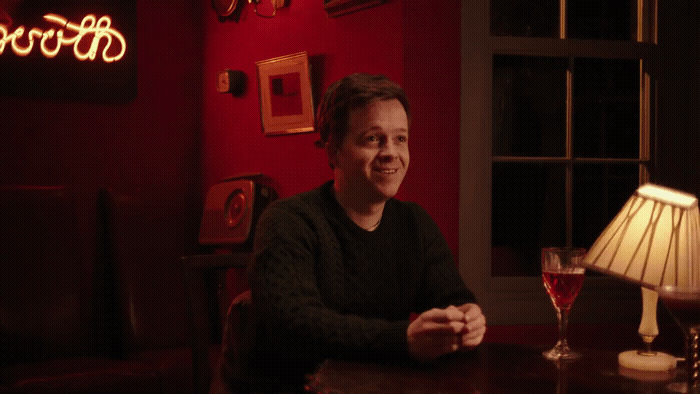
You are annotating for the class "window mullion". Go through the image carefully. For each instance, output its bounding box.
[639,59,652,184]
[566,57,573,247]
[559,0,566,39]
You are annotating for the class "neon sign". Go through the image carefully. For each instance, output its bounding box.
[0,14,126,62]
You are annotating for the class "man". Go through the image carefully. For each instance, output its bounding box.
[216,73,486,393]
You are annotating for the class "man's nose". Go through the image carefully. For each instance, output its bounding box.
[379,139,399,157]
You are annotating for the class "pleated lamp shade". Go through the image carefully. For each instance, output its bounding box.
[581,183,700,289]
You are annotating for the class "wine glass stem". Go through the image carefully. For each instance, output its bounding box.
[557,309,570,349]
[688,330,699,391]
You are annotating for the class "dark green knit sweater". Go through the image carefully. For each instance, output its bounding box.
[235,181,475,391]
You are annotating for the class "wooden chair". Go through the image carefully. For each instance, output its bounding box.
[183,253,250,394]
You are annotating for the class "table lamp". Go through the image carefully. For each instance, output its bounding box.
[581,183,700,372]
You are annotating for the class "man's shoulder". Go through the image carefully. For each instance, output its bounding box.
[387,198,428,218]
[262,182,329,219]
[255,183,337,247]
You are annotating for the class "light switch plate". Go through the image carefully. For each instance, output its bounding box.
[216,69,245,95]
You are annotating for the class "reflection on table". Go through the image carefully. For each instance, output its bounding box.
[306,343,682,393]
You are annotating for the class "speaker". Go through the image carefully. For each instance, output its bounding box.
[199,174,277,246]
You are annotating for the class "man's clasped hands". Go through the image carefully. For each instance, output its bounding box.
[407,303,487,361]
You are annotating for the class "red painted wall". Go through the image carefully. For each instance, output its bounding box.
[202,0,462,260]
[402,1,461,260]
[0,0,203,349]
[0,0,461,353]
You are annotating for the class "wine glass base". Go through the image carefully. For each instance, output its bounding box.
[542,347,581,361]
[665,381,691,393]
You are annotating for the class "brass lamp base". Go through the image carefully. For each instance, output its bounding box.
[618,349,677,372]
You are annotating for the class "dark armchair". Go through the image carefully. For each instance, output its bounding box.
[0,186,192,393]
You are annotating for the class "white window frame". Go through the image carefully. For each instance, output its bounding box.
[459,0,658,324]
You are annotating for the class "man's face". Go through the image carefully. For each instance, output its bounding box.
[332,98,409,204]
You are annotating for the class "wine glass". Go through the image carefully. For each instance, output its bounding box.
[541,247,586,360]
[655,285,700,393]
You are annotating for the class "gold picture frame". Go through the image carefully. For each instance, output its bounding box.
[256,52,314,136]
[323,0,384,17]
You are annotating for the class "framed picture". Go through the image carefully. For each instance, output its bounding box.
[323,0,384,17]
[256,52,314,136]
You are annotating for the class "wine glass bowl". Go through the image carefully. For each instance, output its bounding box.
[655,285,700,393]
[541,247,586,361]
[542,270,585,310]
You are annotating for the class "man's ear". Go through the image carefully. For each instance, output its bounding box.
[328,147,339,169]
[326,138,340,169]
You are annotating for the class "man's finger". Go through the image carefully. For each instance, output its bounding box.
[419,307,464,324]
[417,320,465,334]
[465,315,486,332]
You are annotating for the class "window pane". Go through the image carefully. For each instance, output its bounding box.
[493,56,568,157]
[491,0,559,37]
[573,164,640,249]
[567,0,636,40]
[492,163,566,276]
[573,58,640,159]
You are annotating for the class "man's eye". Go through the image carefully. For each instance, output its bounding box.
[397,135,408,143]
[366,135,378,142]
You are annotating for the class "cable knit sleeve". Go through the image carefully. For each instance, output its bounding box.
[408,202,477,311]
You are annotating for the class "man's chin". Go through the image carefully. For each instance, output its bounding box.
[371,185,401,201]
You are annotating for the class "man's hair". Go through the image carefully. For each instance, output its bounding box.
[314,73,410,158]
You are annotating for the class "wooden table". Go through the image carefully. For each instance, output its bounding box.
[306,342,684,393]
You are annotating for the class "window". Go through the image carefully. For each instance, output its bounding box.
[460,0,658,324]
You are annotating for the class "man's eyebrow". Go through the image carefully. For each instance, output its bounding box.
[356,125,382,134]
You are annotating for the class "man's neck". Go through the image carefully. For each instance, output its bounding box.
[333,182,386,231]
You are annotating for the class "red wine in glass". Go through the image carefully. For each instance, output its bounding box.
[660,295,700,329]
[542,271,585,310]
